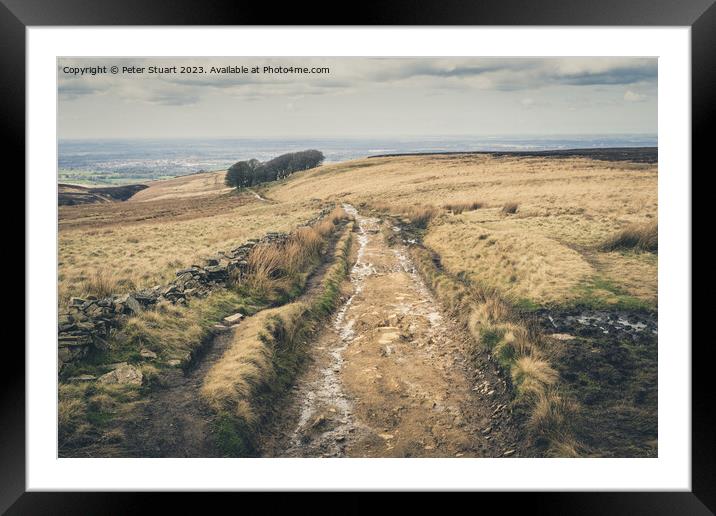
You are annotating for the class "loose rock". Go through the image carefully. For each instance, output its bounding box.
[97,364,143,385]
[223,313,244,325]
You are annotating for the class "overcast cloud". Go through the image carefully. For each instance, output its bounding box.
[58,57,657,139]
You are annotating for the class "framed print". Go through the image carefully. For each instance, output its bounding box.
[5,0,712,512]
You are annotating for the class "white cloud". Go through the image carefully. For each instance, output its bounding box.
[57,57,658,104]
[57,57,658,138]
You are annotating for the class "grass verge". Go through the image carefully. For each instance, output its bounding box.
[409,245,579,456]
[201,222,355,456]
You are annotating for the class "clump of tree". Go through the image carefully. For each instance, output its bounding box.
[225,150,324,189]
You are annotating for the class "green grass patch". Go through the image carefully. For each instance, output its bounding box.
[213,411,256,457]
[117,290,246,362]
[513,298,543,312]
[569,275,654,311]
[480,327,505,350]
[495,341,517,370]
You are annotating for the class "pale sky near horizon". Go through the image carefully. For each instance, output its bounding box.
[58,57,657,140]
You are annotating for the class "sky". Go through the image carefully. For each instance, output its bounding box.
[58,57,657,140]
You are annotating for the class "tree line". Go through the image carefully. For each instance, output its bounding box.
[225,149,324,189]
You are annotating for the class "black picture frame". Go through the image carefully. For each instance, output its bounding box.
[4,0,711,512]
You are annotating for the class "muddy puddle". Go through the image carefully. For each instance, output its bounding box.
[531,308,657,343]
[280,204,377,456]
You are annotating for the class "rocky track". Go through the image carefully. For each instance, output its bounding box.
[261,206,521,457]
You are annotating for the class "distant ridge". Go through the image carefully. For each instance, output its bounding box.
[368,147,658,164]
[58,183,148,206]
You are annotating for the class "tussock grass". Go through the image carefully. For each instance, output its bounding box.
[409,244,579,456]
[528,389,579,457]
[244,244,292,301]
[599,221,657,252]
[202,223,355,455]
[59,269,139,306]
[444,200,483,214]
[404,205,439,228]
[238,207,348,303]
[290,227,324,267]
[84,270,127,299]
[325,206,349,226]
[512,356,559,398]
[501,202,519,215]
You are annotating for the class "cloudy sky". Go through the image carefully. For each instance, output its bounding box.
[58,57,657,139]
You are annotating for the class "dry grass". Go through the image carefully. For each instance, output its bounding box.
[78,269,135,300]
[58,381,141,451]
[239,207,348,302]
[369,202,439,229]
[201,306,282,423]
[272,154,654,217]
[444,200,483,214]
[588,252,658,305]
[425,222,594,305]
[599,221,657,252]
[129,170,231,202]
[285,228,323,274]
[59,195,324,306]
[314,209,344,237]
[243,244,291,301]
[268,154,656,307]
[512,356,559,398]
[528,389,579,457]
[405,205,440,228]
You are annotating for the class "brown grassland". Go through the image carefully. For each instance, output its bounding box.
[58,152,657,457]
[58,171,326,307]
[270,154,657,308]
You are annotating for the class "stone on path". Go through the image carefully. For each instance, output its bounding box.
[222,313,244,325]
[97,363,143,385]
[67,374,96,383]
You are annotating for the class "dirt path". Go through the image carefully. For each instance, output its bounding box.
[261,205,521,457]
[122,329,235,457]
[246,188,269,202]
